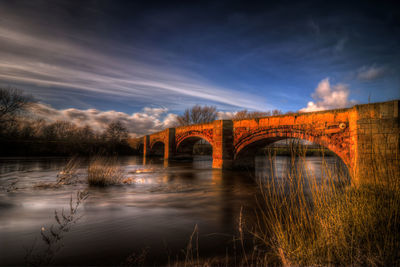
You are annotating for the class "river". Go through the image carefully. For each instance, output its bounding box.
[0,155,347,265]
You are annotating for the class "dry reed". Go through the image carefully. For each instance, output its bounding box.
[254,138,400,266]
[56,156,81,185]
[87,156,125,186]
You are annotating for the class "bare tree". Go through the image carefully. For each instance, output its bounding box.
[233,110,271,120]
[232,109,283,120]
[0,87,33,121]
[42,121,77,140]
[104,120,129,142]
[176,105,218,126]
[271,109,282,116]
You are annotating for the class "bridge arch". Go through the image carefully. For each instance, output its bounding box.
[234,128,350,169]
[176,135,213,158]
[150,140,165,157]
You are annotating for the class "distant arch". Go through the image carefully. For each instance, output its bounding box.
[176,132,213,149]
[176,136,213,157]
[138,143,144,154]
[150,141,165,157]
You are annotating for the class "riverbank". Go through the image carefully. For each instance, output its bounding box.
[0,139,138,156]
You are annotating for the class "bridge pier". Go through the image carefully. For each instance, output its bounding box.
[351,100,399,184]
[212,120,234,169]
[164,128,176,160]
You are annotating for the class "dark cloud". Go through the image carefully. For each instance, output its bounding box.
[357,65,386,81]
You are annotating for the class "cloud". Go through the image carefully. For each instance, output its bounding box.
[357,65,385,81]
[0,6,270,111]
[217,111,236,119]
[300,78,356,112]
[30,103,178,137]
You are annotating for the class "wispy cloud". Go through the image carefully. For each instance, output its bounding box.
[30,103,178,137]
[300,78,356,112]
[357,65,386,81]
[0,10,270,111]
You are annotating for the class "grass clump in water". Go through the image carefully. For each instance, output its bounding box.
[87,156,125,186]
[34,157,81,189]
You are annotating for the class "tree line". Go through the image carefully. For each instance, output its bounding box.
[0,87,133,156]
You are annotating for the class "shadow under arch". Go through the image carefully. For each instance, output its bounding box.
[150,141,165,157]
[175,136,213,160]
[234,135,351,179]
[137,143,144,155]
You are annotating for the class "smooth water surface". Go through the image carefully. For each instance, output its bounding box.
[0,155,346,265]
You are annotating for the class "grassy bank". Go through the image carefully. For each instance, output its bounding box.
[252,151,400,266]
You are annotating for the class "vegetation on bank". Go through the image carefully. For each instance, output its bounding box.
[252,144,400,266]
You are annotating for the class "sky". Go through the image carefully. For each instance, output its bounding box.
[0,0,399,135]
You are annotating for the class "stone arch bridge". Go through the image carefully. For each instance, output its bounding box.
[129,100,399,184]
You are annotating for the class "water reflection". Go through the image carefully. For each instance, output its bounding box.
[0,155,347,265]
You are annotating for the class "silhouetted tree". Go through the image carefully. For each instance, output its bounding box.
[271,109,282,115]
[232,109,283,120]
[0,87,33,121]
[104,121,128,142]
[176,105,218,126]
[233,110,271,120]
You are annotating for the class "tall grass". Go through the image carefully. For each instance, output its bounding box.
[254,140,400,266]
[56,156,81,185]
[87,156,125,186]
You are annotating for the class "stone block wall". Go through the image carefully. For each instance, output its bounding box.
[212,120,234,169]
[353,100,399,184]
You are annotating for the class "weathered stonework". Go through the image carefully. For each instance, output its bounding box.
[130,100,400,184]
[212,120,234,169]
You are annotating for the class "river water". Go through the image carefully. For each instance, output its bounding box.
[0,155,347,266]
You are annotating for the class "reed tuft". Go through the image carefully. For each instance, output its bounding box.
[87,156,125,186]
[254,139,400,266]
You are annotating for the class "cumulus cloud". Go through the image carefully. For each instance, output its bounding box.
[300,78,356,112]
[357,65,385,81]
[30,103,178,137]
[217,111,236,119]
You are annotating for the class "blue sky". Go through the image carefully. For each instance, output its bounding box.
[0,0,399,134]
